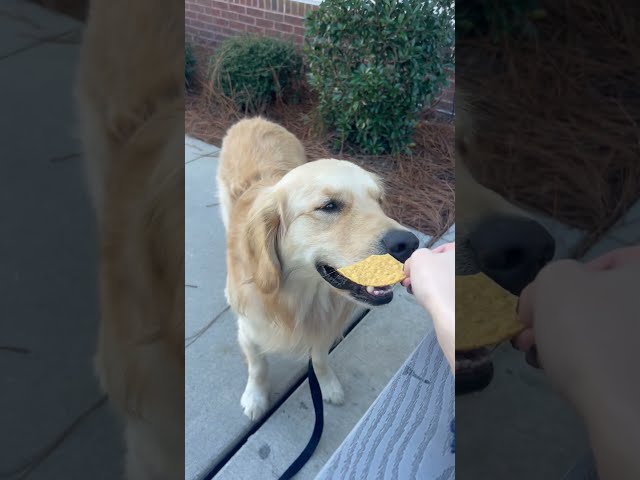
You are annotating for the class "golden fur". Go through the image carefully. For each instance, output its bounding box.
[75,0,183,478]
[218,117,416,419]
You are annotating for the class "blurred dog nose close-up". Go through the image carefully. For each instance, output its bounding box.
[381,230,420,263]
[468,216,556,295]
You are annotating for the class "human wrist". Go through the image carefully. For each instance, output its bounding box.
[430,306,455,372]
[580,387,640,479]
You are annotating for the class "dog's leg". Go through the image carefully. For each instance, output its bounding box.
[216,175,231,232]
[238,322,270,420]
[311,345,344,405]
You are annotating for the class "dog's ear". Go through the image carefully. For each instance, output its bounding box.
[245,191,282,294]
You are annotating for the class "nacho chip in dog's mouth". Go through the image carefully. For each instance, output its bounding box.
[337,254,406,287]
[456,273,524,351]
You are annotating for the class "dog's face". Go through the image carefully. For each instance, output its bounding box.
[245,159,419,307]
[456,106,556,390]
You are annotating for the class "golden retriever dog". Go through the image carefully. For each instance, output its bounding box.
[75,0,183,478]
[217,117,420,419]
[455,101,555,392]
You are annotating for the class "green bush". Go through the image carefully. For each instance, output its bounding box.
[210,35,303,113]
[305,0,454,154]
[185,42,197,89]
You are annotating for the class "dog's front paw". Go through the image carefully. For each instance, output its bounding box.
[241,384,269,420]
[318,374,344,405]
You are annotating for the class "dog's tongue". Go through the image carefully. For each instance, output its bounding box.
[366,285,392,296]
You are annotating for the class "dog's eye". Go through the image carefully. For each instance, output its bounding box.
[318,201,340,212]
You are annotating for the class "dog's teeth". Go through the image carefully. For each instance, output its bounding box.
[366,286,375,294]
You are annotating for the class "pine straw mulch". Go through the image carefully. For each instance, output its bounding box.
[457,0,640,257]
[186,54,455,242]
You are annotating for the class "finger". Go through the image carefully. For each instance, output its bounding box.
[403,257,412,276]
[586,246,640,271]
[517,281,536,328]
[401,277,411,288]
[512,327,535,351]
[585,251,617,271]
[432,242,455,254]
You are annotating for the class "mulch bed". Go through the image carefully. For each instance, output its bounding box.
[186,45,456,242]
[457,0,640,257]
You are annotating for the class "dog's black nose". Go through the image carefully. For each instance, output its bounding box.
[468,216,555,295]
[382,230,420,263]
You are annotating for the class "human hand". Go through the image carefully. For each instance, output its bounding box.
[513,256,640,417]
[402,243,455,316]
[585,245,640,271]
[402,243,455,370]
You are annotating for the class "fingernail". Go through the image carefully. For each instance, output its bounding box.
[525,345,541,369]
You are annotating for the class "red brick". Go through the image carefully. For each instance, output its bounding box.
[193,27,214,39]
[190,4,204,13]
[283,14,302,26]
[197,13,214,23]
[246,7,264,17]
[256,18,274,28]
[185,10,197,20]
[264,28,281,38]
[221,10,239,20]
[293,26,305,37]
[229,3,246,14]
[228,20,248,31]
[237,13,256,24]
[274,22,293,33]
[214,17,229,27]
[212,8,222,16]
[246,24,265,34]
[212,1,229,10]
[265,11,283,22]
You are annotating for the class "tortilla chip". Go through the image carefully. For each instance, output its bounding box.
[456,273,523,351]
[337,254,406,287]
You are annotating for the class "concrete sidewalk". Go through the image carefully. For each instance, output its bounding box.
[1,2,122,478]
[184,135,453,480]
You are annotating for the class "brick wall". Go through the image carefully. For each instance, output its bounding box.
[186,0,455,118]
[185,0,317,47]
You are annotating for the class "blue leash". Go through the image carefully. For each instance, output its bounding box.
[450,417,455,454]
[278,359,324,479]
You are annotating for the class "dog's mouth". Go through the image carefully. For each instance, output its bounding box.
[456,347,493,373]
[455,347,496,395]
[316,264,394,306]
